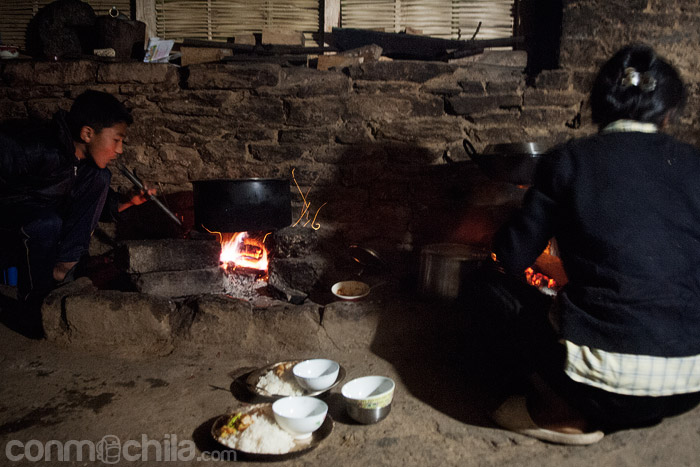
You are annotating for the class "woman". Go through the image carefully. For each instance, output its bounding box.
[489,44,700,444]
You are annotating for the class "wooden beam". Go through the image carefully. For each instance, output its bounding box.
[324,0,341,33]
[135,0,157,41]
[181,38,335,55]
[332,27,523,61]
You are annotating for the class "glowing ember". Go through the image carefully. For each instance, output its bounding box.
[220,232,269,272]
[525,267,557,289]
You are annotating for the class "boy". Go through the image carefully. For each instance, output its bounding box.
[0,90,154,319]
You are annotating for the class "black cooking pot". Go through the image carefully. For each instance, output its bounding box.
[463,140,549,185]
[192,178,292,232]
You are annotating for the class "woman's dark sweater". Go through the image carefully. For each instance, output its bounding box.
[493,131,700,358]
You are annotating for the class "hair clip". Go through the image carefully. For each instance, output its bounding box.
[621,67,640,88]
[639,72,657,92]
[620,67,657,92]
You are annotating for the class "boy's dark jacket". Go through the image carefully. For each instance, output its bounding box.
[0,110,120,223]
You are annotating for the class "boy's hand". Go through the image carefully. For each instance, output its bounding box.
[129,184,157,206]
[118,184,157,212]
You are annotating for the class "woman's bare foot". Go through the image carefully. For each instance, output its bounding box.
[527,374,592,434]
[53,261,78,282]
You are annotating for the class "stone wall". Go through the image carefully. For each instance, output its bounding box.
[559,0,700,145]
[1,55,567,271]
[2,0,700,274]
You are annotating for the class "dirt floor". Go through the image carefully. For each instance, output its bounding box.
[1,283,699,467]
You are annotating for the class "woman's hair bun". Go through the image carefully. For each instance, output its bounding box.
[590,44,685,128]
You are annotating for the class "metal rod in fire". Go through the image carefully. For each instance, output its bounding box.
[116,162,183,226]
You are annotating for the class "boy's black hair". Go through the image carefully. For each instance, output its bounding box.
[67,90,133,141]
[590,44,686,129]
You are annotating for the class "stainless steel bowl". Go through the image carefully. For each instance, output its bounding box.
[346,403,392,424]
[341,375,395,424]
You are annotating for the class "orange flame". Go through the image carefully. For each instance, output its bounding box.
[202,226,270,274]
[220,232,269,272]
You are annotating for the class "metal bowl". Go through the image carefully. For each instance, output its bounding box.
[341,376,395,424]
[464,140,551,185]
[346,403,392,424]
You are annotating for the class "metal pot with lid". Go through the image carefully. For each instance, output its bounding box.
[463,139,550,185]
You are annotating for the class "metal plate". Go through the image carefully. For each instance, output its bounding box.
[211,404,333,461]
[245,360,346,399]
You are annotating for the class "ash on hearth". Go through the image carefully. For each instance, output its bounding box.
[223,268,268,300]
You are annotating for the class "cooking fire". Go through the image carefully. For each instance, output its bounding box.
[220,231,270,275]
[215,231,273,300]
[525,267,556,289]
[525,241,566,295]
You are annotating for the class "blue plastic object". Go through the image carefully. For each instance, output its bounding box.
[3,267,17,286]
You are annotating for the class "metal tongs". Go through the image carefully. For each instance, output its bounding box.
[116,162,182,226]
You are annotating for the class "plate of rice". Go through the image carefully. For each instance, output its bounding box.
[246,360,346,399]
[211,404,333,460]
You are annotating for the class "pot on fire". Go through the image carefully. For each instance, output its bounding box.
[418,243,489,301]
[192,178,292,232]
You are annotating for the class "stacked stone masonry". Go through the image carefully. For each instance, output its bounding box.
[0,57,582,259]
[1,0,699,262]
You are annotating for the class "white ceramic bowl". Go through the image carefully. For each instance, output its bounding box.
[293,359,340,392]
[341,376,395,424]
[272,396,328,439]
[331,281,370,300]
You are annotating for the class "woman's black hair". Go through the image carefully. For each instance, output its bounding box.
[67,90,133,141]
[590,44,686,129]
